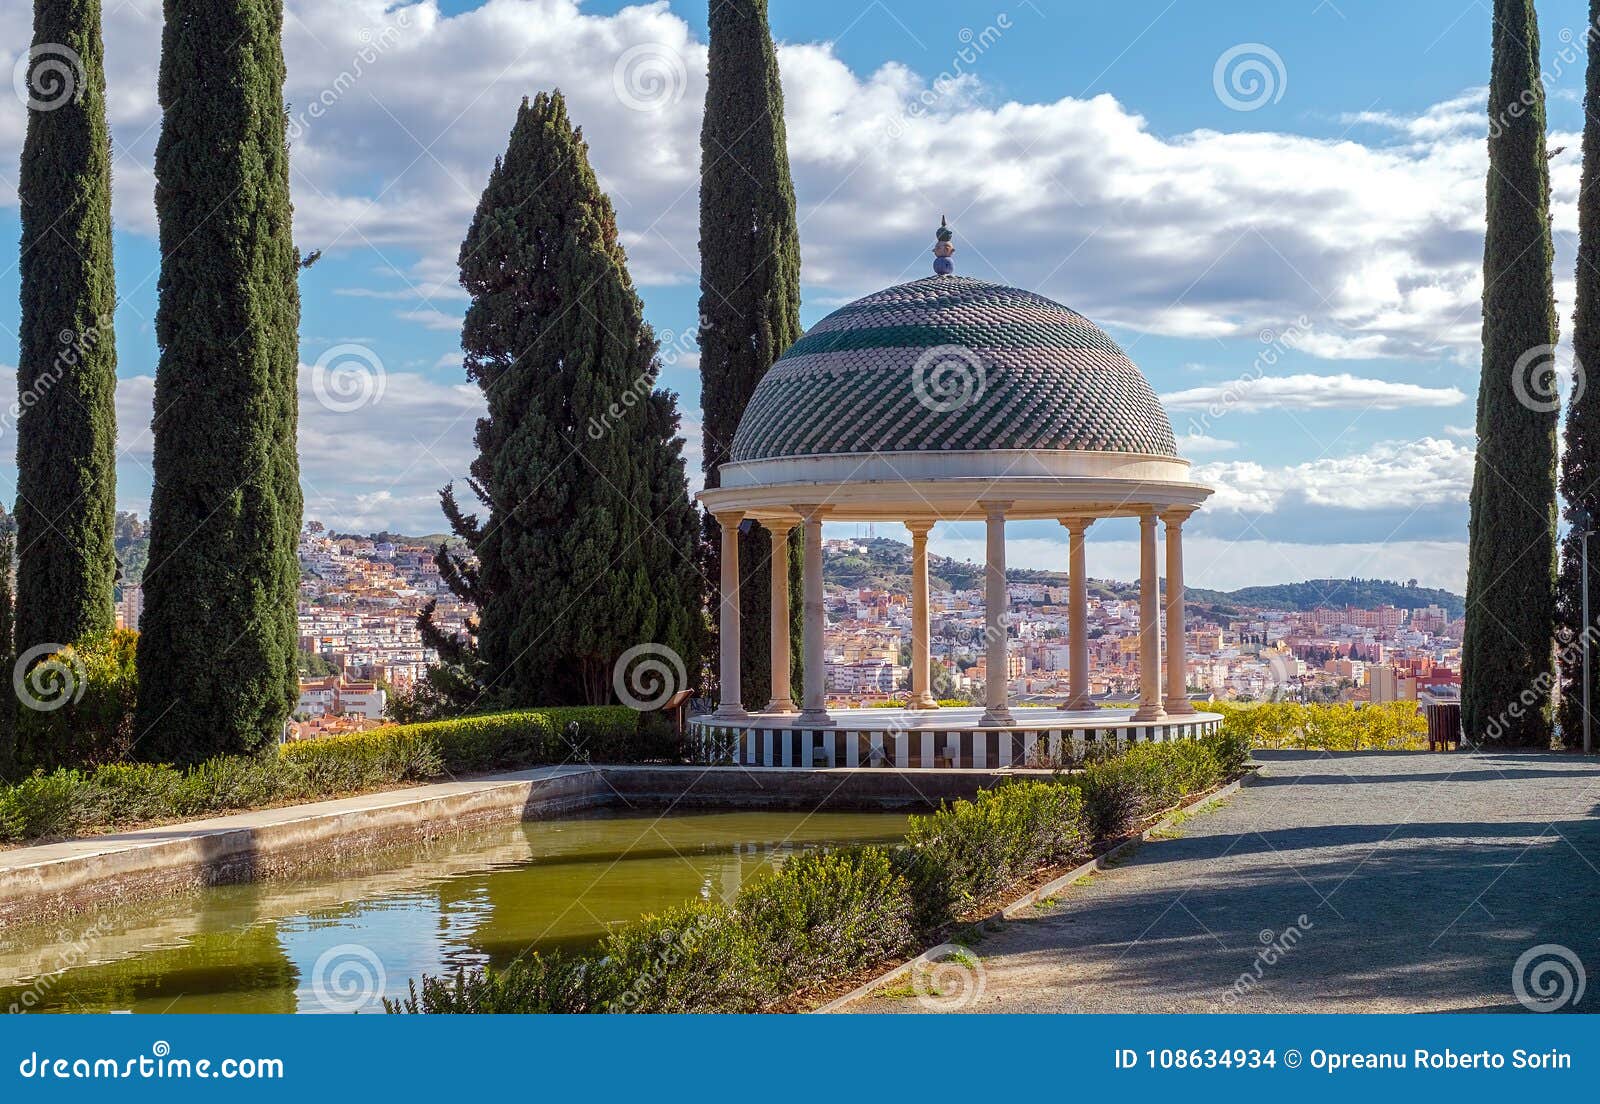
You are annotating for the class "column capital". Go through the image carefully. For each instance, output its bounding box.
[762,517,797,536]
[905,519,936,538]
[1136,506,1160,525]
[980,499,1013,519]
[1058,516,1095,534]
[714,509,746,530]
[791,503,829,522]
[1160,506,1197,526]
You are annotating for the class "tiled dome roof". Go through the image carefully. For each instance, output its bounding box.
[730,275,1177,462]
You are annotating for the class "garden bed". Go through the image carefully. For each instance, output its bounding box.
[0,706,648,848]
[800,771,1252,1013]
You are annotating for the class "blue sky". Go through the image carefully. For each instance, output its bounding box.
[1,0,1591,591]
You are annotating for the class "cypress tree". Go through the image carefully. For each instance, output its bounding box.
[1464,0,1560,747]
[426,92,701,706]
[698,0,804,709]
[135,0,302,763]
[0,520,15,777]
[14,0,119,658]
[1557,0,1600,748]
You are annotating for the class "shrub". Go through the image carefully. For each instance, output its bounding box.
[0,770,86,841]
[599,901,771,1013]
[283,706,642,778]
[83,763,185,824]
[902,781,1085,927]
[1201,728,1252,775]
[0,706,649,846]
[16,630,140,770]
[387,951,603,1014]
[1211,699,1427,751]
[1075,740,1225,840]
[737,846,915,993]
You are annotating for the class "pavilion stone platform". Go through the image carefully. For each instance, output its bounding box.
[690,707,1223,770]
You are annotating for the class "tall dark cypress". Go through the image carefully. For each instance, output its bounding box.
[1464,0,1560,747]
[1557,0,1600,748]
[0,520,15,777]
[426,92,702,706]
[698,0,804,709]
[135,0,302,762]
[14,0,119,658]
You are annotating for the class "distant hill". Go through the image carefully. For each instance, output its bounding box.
[1188,579,1463,619]
[823,537,1463,618]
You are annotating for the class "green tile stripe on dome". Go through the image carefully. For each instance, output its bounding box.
[729,273,1178,462]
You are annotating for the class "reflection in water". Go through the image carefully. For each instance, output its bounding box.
[0,809,906,1014]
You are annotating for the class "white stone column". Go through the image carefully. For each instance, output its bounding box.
[796,506,832,724]
[1061,517,1094,711]
[764,519,797,713]
[1164,509,1196,715]
[907,520,938,709]
[980,502,1015,727]
[1132,508,1165,722]
[712,511,746,718]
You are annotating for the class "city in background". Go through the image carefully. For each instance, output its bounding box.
[118,519,1465,740]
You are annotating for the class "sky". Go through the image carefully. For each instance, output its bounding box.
[0,0,1589,593]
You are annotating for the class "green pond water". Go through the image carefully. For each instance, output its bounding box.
[0,809,907,1014]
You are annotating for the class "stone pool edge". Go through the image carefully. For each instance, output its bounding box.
[0,763,1033,928]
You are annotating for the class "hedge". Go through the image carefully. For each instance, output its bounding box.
[390,731,1249,1014]
[0,706,645,845]
[1207,700,1427,751]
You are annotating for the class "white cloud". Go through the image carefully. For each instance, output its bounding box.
[396,307,464,331]
[0,0,1554,362]
[1175,432,1238,454]
[102,367,484,531]
[1163,374,1466,413]
[1194,436,1473,515]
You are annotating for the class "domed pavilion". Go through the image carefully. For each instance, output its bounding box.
[693,222,1217,769]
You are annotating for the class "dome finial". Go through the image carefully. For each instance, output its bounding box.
[933,215,955,275]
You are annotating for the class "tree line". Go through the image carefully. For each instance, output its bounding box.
[1466,0,1600,749]
[7,0,801,767]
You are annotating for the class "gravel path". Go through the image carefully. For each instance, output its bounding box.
[851,750,1600,1013]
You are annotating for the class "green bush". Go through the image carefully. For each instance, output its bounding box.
[902,782,1084,927]
[397,736,1245,1015]
[388,950,602,1014]
[1209,699,1426,751]
[737,846,914,993]
[1074,739,1227,840]
[16,630,140,770]
[599,901,771,1013]
[280,705,640,777]
[0,706,647,845]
